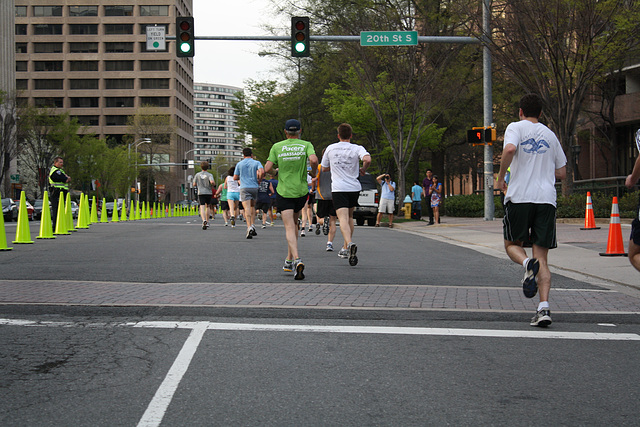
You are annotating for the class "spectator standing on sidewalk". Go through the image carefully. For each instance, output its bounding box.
[192,161,215,230]
[428,175,443,224]
[625,129,640,272]
[422,169,434,225]
[376,173,395,227]
[411,180,422,220]
[321,123,371,266]
[497,93,567,327]
[264,119,318,280]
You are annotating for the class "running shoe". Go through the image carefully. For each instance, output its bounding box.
[347,242,358,266]
[522,258,540,298]
[246,228,252,239]
[322,217,330,235]
[230,216,235,226]
[250,226,257,236]
[530,309,552,327]
[262,224,266,229]
[283,259,293,272]
[309,226,313,232]
[225,222,228,227]
[315,223,321,235]
[326,242,334,252]
[293,258,305,280]
[300,229,306,237]
[202,221,208,230]
[338,248,348,258]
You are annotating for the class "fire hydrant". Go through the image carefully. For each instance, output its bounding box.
[402,195,412,219]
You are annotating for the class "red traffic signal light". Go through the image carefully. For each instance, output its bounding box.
[291,17,310,57]
[176,16,194,57]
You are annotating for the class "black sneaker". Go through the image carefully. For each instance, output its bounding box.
[250,226,257,236]
[293,258,305,280]
[522,259,540,298]
[246,229,252,239]
[202,221,208,230]
[530,309,552,327]
[347,242,358,266]
[322,217,330,235]
[315,223,321,235]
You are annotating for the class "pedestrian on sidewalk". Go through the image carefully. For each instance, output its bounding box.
[496,93,567,327]
[264,119,318,280]
[192,161,215,229]
[376,173,395,227]
[429,175,443,224]
[321,123,371,266]
[422,169,435,225]
[625,128,640,272]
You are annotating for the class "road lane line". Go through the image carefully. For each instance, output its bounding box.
[136,322,208,427]
[129,321,640,341]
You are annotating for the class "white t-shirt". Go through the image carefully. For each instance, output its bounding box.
[320,141,370,192]
[226,175,240,193]
[503,120,567,206]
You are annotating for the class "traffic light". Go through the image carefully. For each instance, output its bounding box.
[176,16,194,57]
[182,158,188,170]
[467,127,496,145]
[291,17,310,57]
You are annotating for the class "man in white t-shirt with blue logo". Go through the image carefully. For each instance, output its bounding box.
[497,93,567,327]
[321,123,371,266]
[234,147,264,239]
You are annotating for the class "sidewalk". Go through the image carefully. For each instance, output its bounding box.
[395,217,639,290]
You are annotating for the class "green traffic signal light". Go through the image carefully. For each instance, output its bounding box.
[291,17,310,57]
[176,16,194,57]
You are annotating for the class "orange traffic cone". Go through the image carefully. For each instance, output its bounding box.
[580,192,600,230]
[599,197,627,257]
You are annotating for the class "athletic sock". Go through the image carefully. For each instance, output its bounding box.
[522,258,530,269]
[538,301,550,311]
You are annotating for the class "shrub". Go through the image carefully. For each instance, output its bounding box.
[443,191,639,218]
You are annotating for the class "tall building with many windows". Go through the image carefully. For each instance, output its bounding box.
[13,0,194,201]
[193,83,243,177]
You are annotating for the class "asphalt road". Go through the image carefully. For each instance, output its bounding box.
[1,217,639,426]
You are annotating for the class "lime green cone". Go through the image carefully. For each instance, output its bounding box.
[37,191,55,239]
[13,191,34,244]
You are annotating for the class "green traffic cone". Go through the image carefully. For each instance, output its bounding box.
[65,193,75,232]
[54,193,70,235]
[111,199,119,222]
[37,191,55,239]
[13,191,34,244]
[100,198,108,222]
[121,201,128,221]
[76,193,89,229]
[90,196,98,223]
[0,192,13,250]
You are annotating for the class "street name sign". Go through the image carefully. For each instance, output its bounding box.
[360,31,418,46]
[146,25,166,50]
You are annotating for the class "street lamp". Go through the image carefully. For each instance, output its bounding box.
[128,138,151,204]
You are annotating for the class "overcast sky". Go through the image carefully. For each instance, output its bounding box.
[192,0,287,89]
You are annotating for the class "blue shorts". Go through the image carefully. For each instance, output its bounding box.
[227,192,240,201]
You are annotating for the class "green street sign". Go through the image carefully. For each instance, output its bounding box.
[360,31,418,46]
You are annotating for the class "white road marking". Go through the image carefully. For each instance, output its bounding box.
[136,322,208,427]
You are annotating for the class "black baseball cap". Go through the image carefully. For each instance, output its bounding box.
[285,119,301,131]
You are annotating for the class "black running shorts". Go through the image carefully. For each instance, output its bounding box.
[503,202,558,249]
[332,191,360,210]
[276,194,307,213]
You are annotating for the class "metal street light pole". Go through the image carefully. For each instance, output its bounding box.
[128,138,151,205]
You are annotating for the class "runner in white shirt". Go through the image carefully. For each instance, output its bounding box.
[225,167,241,227]
[321,123,371,266]
[497,93,567,327]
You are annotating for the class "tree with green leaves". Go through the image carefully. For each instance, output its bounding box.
[0,91,18,196]
[484,0,640,194]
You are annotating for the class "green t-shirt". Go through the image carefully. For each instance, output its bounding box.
[267,138,316,198]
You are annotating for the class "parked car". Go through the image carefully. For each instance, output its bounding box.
[70,201,78,219]
[103,200,122,217]
[23,200,34,221]
[1,198,18,222]
[353,173,379,226]
[33,198,50,220]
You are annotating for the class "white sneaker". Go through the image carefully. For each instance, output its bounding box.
[326,242,334,252]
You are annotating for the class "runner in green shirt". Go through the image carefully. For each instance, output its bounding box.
[265,119,318,280]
